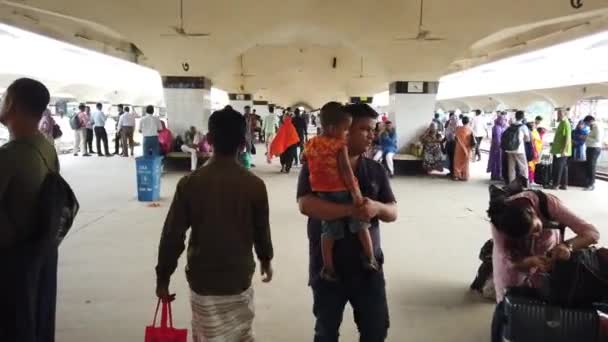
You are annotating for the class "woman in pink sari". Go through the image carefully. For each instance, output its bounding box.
[158,120,173,156]
[453,116,475,181]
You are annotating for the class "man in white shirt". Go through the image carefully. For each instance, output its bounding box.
[262,107,279,161]
[139,105,162,156]
[583,115,604,191]
[471,109,487,162]
[91,102,112,157]
[181,126,203,171]
[118,106,136,157]
[504,110,531,183]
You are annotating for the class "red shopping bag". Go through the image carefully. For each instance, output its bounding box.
[145,299,188,342]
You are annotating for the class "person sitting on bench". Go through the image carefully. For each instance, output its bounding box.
[181,126,204,172]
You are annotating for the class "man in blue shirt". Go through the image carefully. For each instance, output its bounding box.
[91,102,111,157]
[297,103,398,342]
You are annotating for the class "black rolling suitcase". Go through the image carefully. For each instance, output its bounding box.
[534,154,552,186]
[568,160,587,187]
[502,288,600,342]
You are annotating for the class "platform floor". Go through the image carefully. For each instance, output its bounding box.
[55,149,607,342]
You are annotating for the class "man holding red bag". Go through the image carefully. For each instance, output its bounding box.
[155,107,274,341]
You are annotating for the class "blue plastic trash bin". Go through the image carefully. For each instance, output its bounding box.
[136,156,163,201]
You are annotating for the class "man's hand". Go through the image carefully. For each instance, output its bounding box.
[354,198,379,222]
[549,243,572,261]
[260,260,273,283]
[156,285,176,302]
[521,256,552,272]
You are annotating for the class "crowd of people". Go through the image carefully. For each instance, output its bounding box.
[419,108,604,190]
[1,76,605,342]
[486,109,604,191]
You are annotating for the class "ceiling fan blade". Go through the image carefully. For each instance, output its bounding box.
[424,37,446,41]
[185,33,210,37]
[160,34,180,37]
[394,37,417,41]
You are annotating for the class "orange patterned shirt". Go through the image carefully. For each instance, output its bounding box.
[305,136,350,192]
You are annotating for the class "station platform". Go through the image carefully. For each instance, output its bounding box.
[55,147,607,341]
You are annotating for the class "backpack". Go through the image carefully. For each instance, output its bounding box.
[501,124,521,152]
[69,114,82,130]
[24,143,79,245]
[52,123,63,139]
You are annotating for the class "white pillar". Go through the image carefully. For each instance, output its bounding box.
[388,81,438,152]
[228,93,253,114]
[253,100,270,117]
[162,76,212,136]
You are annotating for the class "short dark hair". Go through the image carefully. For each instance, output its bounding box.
[475,109,482,116]
[118,104,124,110]
[535,115,543,122]
[96,103,102,110]
[515,110,525,121]
[434,113,440,119]
[343,103,379,121]
[125,106,130,112]
[583,115,596,124]
[269,106,274,113]
[319,101,349,128]
[526,122,534,130]
[5,78,50,120]
[462,116,470,125]
[497,200,536,239]
[208,107,246,155]
[78,104,86,111]
[146,105,154,114]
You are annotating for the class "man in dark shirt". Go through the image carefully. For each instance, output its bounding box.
[155,107,274,341]
[0,78,59,341]
[297,103,398,342]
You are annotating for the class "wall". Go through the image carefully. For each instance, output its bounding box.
[163,88,212,135]
[389,93,437,151]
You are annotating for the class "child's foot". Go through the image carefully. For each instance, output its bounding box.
[363,258,379,272]
[320,268,339,282]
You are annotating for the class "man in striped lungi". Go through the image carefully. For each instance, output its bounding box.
[155,106,274,341]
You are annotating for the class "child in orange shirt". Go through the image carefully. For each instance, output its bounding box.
[305,102,377,281]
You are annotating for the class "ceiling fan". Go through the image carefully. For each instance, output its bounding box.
[234,55,256,92]
[353,57,376,79]
[161,0,210,38]
[395,0,446,42]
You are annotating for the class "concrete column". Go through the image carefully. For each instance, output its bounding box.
[162,76,212,136]
[228,93,253,114]
[253,100,270,117]
[388,81,438,151]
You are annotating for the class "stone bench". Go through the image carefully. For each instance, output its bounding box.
[393,153,424,175]
[164,151,211,170]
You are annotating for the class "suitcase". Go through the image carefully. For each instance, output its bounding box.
[503,289,599,342]
[568,160,587,187]
[534,163,552,186]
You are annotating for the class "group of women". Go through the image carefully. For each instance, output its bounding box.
[420,114,477,181]
[487,113,547,183]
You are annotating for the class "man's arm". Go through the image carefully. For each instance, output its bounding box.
[359,163,398,223]
[0,150,17,248]
[155,177,191,291]
[337,146,363,205]
[296,163,354,221]
[252,181,274,263]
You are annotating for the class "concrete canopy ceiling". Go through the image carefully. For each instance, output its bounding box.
[1,0,608,107]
